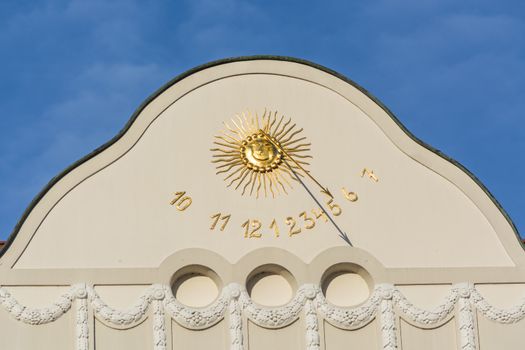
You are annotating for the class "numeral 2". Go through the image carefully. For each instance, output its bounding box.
[285,217,301,236]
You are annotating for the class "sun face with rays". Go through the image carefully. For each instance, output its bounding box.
[211,110,312,198]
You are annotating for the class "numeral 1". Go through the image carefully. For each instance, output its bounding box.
[269,219,280,237]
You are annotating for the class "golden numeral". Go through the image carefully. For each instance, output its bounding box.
[285,217,301,236]
[269,219,280,237]
[327,199,342,216]
[299,211,315,229]
[210,213,231,231]
[312,208,328,222]
[242,219,262,238]
[342,187,358,202]
[210,213,220,230]
[361,168,379,182]
[241,220,249,238]
[170,191,192,211]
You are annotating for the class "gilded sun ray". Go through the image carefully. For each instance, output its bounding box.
[211,110,312,198]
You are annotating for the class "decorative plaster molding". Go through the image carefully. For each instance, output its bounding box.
[152,298,167,350]
[316,284,382,330]
[0,286,74,325]
[305,298,320,350]
[0,282,524,350]
[457,285,477,350]
[75,297,89,350]
[239,284,309,328]
[228,286,244,350]
[392,284,458,327]
[471,287,525,324]
[163,284,229,329]
[88,285,154,327]
[379,298,398,350]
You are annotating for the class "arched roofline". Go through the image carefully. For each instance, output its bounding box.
[0,55,521,258]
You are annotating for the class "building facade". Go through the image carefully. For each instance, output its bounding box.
[0,57,523,349]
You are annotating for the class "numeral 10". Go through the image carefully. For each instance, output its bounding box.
[170,191,192,211]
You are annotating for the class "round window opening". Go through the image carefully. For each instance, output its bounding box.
[171,266,221,308]
[322,264,372,307]
[247,265,296,307]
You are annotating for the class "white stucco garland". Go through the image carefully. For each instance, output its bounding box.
[470,287,525,324]
[239,283,310,328]
[0,286,75,325]
[316,284,383,330]
[163,284,229,329]
[88,284,154,327]
[1,283,524,350]
[392,284,459,327]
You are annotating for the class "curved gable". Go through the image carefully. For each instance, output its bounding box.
[0,56,522,276]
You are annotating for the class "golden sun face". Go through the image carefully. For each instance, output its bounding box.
[211,110,311,198]
[241,134,282,170]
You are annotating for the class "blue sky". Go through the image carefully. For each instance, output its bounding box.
[0,0,523,240]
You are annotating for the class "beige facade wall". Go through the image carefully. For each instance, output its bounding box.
[0,57,523,349]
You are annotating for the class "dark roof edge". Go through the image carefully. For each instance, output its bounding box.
[1,55,521,258]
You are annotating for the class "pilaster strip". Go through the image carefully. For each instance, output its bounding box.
[76,298,89,350]
[378,285,398,350]
[228,285,244,350]
[457,284,477,350]
[73,284,89,350]
[304,294,320,350]
[152,286,167,350]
